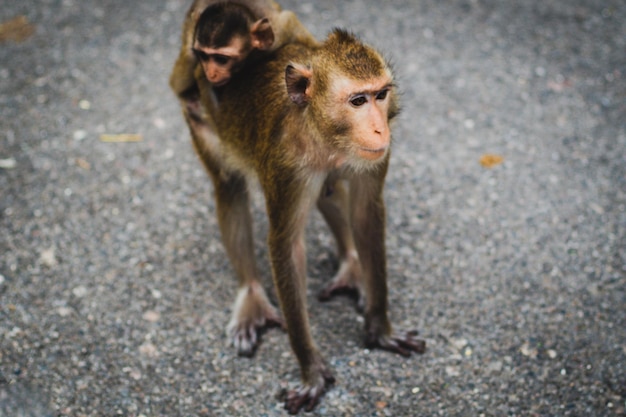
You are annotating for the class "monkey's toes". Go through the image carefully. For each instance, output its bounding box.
[230,324,258,357]
[227,283,285,355]
[366,330,426,357]
[229,315,284,357]
[317,281,361,302]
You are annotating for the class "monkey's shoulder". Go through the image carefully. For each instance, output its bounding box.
[222,42,315,102]
[273,41,318,62]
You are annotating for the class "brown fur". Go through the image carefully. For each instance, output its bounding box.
[175,27,425,414]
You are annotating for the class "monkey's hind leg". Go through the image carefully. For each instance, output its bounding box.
[188,116,283,356]
[349,172,426,357]
[215,174,284,356]
[316,179,364,308]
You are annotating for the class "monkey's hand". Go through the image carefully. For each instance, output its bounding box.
[179,86,204,122]
[282,361,335,415]
[366,330,426,357]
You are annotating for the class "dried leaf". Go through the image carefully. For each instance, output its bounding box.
[100,133,143,143]
[76,158,91,170]
[0,16,35,43]
[375,401,388,410]
[480,154,504,168]
[142,310,160,323]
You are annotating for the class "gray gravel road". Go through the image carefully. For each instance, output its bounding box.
[1,0,625,416]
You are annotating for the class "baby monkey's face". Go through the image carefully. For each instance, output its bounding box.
[193,35,249,86]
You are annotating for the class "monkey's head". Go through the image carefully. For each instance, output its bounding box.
[285,29,399,167]
[193,3,275,86]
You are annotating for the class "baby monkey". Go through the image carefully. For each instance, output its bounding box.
[169,0,315,111]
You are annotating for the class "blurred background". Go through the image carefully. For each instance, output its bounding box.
[1,0,624,415]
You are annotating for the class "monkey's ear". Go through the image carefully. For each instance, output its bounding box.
[285,63,313,106]
[250,18,275,50]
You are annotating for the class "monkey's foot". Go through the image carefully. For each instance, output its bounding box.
[227,282,284,356]
[366,330,426,357]
[282,362,335,414]
[318,251,363,305]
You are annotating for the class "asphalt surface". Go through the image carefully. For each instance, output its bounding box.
[1,0,625,416]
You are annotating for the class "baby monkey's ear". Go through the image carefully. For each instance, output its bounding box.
[250,18,275,50]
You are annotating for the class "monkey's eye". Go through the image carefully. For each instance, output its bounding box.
[350,95,367,107]
[376,89,389,100]
[212,54,231,66]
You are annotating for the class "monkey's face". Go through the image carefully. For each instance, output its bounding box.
[193,36,249,86]
[286,61,395,167]
[330,75,394,162]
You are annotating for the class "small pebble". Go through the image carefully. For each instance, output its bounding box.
[445,366,460,377]
[40,247,58,267]
[451,338,468,351]
[73,130,87,141]
[0,158,17,169]
[72,286,88,298]
[139,343,158,358]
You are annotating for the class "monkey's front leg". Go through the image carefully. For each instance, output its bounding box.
[350,170,426,356]
[265,179,334,414]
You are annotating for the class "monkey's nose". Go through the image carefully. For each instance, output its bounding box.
[372,121,387,136]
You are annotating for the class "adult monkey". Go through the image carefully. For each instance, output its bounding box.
[169,0,315,111]
[175,26,426,413]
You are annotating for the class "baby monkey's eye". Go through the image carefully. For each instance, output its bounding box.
[212,54,231,66]
[350,95,367,107]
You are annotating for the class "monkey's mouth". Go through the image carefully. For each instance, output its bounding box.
[357,146,387,160]
[212,79,229,87]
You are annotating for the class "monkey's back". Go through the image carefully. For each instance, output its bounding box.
[210,41,318,175]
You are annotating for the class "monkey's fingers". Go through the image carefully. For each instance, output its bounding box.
[283,369,335,414]
[395,331,427,354]
[285,388,318,415]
